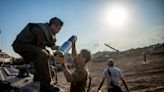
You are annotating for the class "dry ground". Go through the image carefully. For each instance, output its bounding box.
[57,49,164,92]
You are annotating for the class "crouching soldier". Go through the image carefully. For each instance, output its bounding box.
[12,17,63,92]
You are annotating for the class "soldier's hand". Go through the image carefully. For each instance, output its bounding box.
[51,45,59,50]
[42,49,49,55]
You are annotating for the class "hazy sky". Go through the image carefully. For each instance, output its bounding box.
[0,0,164,57]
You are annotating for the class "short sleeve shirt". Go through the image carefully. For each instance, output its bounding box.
[103,67,123,88]
[70,66,89,92]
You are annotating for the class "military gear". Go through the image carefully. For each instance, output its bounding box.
[12,23,57,90]
[14,23,55,48]
[70,66,89,92]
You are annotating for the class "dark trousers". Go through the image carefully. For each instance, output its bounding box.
[12,41,51,87]
[108,87,122,92]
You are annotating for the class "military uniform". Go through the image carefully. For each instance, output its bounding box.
[12,23,56,88]
[70,66,89,92]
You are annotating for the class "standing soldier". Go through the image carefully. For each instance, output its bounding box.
[55,42,91,92]
[142,51,147,64]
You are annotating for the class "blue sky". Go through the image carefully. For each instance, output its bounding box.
[0,0,164,57]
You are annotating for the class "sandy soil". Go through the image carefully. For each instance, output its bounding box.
[57,48,164,92]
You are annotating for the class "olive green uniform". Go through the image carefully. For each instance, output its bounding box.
[12,23,55,88]
[70,66,89,92]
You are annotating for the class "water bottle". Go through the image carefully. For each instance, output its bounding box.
[55,35,77,56]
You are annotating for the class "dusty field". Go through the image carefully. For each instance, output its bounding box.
[57,48,164,92]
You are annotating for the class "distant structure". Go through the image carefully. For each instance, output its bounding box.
[0,51,12,65]
[104,43,119,52]
[149,43,164,54]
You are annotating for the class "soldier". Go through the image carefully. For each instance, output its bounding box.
[142,51,147,64]
[12,17,63,92]
[55,42,91,92]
